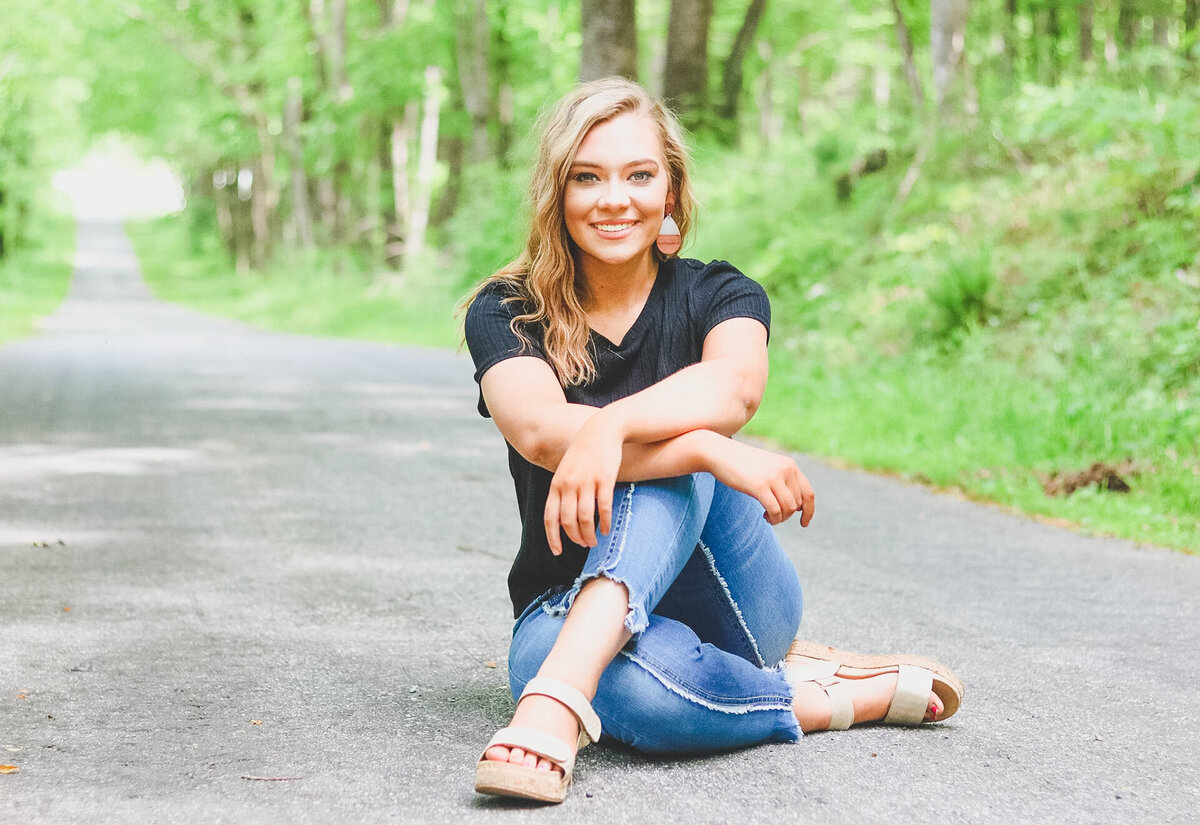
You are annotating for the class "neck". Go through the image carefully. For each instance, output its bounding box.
[578,251,659,311]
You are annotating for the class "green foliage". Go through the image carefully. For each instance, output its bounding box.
[129,214,460,350]
[924,250,996,342]
[686,76,1200,552]
[0,211,75,344]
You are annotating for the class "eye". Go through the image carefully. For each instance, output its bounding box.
[571,171,599,183]
[630,170,653,182]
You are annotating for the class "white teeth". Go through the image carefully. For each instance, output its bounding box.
[596,223,633,231]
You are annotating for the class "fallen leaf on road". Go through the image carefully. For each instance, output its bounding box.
[484,661,497,668]
[63,607,71,613]
[251,720,263,725]
[0,765,18,774]
[3,747,19,753]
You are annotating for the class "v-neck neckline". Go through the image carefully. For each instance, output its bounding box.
[588,261,669,350]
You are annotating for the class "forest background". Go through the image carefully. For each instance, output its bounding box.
[2,0,1197,552]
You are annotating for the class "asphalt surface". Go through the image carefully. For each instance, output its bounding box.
[2,217,1198,824]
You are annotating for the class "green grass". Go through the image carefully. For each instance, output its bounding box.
[686,84,1200,554]
[0,212,76,345]
[127,216,461,350]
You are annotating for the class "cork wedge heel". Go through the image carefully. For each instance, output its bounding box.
[474,677,603,804]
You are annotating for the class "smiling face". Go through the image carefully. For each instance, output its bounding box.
[563,111,675,278]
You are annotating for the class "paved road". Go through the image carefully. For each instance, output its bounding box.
[2,218,1198,824]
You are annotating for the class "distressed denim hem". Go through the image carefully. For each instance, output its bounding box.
[543,483,650,635]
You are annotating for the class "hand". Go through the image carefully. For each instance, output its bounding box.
[705,436,815,527]
[543,414,624,554]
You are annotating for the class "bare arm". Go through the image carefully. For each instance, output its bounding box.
[481,317,814,553]
[483,316,768,470]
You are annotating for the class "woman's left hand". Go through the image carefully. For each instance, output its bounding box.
[544,414,624,555]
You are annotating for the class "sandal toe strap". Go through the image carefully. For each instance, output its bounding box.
[483,725,576,772]
[519,676,603,746]
[884,664,934,725]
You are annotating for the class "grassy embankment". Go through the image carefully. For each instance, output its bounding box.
[129,220,459,350]
[0,212,75,346]
[129,83,1199,553]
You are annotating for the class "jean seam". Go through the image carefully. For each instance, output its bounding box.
[695,540,766,668]
[617,648,793,714]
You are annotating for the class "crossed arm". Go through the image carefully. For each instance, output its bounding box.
[480,317,815,555]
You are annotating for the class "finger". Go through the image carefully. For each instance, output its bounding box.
[772,475,799,521]
[798,476,815,527]
[544,494,563,556]
[757,484,784,525]
[577,487,598,547]
[558,492,581,547]
[597,483,614,536]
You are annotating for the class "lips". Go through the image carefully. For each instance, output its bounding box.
[592,220,637,236]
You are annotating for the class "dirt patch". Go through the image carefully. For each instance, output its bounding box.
[1042,461,1136,497]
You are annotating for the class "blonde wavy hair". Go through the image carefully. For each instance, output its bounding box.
[462,76,695,387]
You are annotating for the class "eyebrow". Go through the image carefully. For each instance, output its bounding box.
[570,159,660,170]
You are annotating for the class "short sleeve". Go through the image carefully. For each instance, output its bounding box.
[697,261,771,341]
[463,282,547,417]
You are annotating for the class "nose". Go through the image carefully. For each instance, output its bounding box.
[597,178,630,209]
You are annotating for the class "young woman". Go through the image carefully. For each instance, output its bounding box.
[463,77,962,804]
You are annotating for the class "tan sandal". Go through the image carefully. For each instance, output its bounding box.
[785,639,963,727]
[474,676,603,804]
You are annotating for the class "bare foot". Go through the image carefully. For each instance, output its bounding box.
[791,671,942,733]
[483,694,581,773]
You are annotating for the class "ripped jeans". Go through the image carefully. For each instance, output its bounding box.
[507,473,804,755]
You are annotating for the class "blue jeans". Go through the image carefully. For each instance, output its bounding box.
[507,473,804,755]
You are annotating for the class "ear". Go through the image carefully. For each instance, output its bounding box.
[665,192,676,217]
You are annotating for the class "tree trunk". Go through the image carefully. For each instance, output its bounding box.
[1187,0,1198,35]
[930,0,968,113]
[1118,0,1139,53]
[389,103,418,259]
[1152,16,1170,48]
[406,66,442,264]
[890,0,925,107]
[1004,0,1019,78]
[580,0,638,81]
[251,117,279,268]
[494,2,515,166]
[716,0,767,133]
[456,0,490,161]
[1048,6,1061,85]
[663,0,713,126]
[1078,1,1094,64]
[283,78,315,250]
[332,0,350,99]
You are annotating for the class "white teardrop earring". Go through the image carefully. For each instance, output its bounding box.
[656,213,681,255]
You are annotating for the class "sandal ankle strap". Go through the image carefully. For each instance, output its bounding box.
[519,677,603,745]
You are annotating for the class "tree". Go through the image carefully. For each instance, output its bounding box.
[716,0,768,139]
[580,0,638,81]
[930,0,969,113]
[1079,1,1095,64]
[890,0,925,108]
[663,0,713,127]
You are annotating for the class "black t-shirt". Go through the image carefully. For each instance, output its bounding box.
[464,257,771,616]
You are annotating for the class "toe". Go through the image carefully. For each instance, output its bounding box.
[484,745,510,763]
